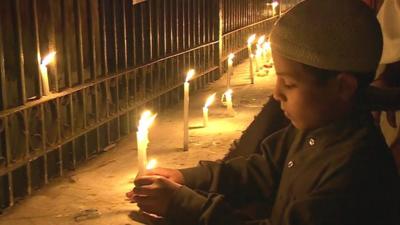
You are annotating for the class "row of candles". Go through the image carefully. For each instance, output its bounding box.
[137,33,272,173]
[37,33,271,174]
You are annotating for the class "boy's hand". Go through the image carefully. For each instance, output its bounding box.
[132,175,182,217]
[126,168,184,200]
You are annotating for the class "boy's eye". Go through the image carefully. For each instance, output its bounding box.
[283,81,296,89]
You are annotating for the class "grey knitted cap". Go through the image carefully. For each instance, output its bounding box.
[270,0,383,73]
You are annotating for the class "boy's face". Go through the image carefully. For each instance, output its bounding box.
[272,52,342,130]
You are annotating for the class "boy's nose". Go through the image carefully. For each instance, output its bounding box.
[273,84,286,102]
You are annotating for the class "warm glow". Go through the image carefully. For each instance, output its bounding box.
[272,1,279,8]
[228,53,235,61]
[257,35,266,46]
[138,111,157,133]
[185,69,195,82]
[41,52,56,67]
[247,34,256,46]
[263,41,271,51]
[225,89,233,96]
[204,93,216,108]
[146,159,157,170]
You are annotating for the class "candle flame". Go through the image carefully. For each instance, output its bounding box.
[41,52,56,67]
[228,53,235,61]
[185,69,195,82]
[263,41,271,51]
[146,159,157,170]
[204,93,216,108]
[272,1,279,8]
[247,34,256,45]
[257,36,266,46]
[225,89,233,96]
[138,111,157,133]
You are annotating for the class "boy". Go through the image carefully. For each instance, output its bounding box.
[130,0,400,224]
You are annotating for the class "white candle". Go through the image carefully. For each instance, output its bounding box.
[227,53,235,89]
[224,89,234,116]
[40,52,56,96]
[247,34,256,56]
[250,54,255,84]
[256,36,266,71]
[136,111,157,175]
[203,93,216,127]
[183,69,195,151]
[255,47,263,72]
[263,41,272,64]
[272,1,279,16]
[247,35,256,82]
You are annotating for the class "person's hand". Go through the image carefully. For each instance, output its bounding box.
[371,78,398,128]
[126,168,184,200]
[372,111,397,128]
[132,175,182,217]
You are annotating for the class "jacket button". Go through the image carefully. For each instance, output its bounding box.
[288,161,294,168]
[308,138,315,146]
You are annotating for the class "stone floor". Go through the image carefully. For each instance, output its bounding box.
[0,59,276,225]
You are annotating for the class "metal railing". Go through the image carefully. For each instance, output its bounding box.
[0,0,300,210]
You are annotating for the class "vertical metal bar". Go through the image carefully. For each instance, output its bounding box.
[113,0,119,72]
[87,0,101,153]
[4,117,14,206]
[187,0,191,49]
[56,100,63,176]
[75,0,84,84]
[176,0,180,52]
[155,0,160,58]
[0,21,7,109]
[63,0,73,88]
[39,105,48,184]
[82,89,88,159]
[14,0,27,104]
[182,0,186,50]
[140,4,146,63]
[163,0,167,56]
[148,0,153,60]
[100,0,108,74]
[69,95,76,168]
[23,110,32,194]
[32,0,43,97]
[218,0,224,75]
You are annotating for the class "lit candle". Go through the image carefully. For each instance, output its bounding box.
[247,34,256,56]
[247,35,256,82]
[203,93,216,128]
[146,159,157,170]
[250,54,255,84]
[136,111,157,175]
[183,69,195,151]
[40,52,56,96]
[263,41,272,65]
[224,89,234,116]
[227,53,235,89]
[255,47,263,72]
[272,1,279,16]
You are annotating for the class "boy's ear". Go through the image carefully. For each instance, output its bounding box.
[336,73,358,100]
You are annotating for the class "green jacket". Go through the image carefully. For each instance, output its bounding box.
[166,112,400,225]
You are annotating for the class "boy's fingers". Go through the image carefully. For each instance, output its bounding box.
[133,185,156,196]
[134,176,159,186]
[126,190,134,198]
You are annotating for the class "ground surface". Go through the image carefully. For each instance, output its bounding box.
[0,59,276,225]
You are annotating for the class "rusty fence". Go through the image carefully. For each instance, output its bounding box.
[0,0,300,210]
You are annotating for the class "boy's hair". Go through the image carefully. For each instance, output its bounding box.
[301,64,375,89]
